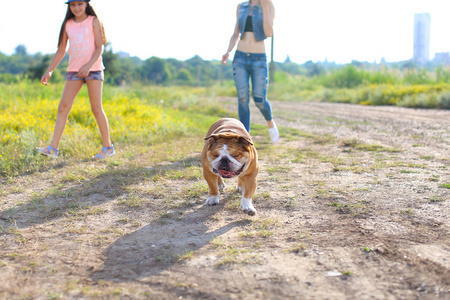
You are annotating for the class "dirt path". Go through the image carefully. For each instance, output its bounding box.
[1,100,449,299]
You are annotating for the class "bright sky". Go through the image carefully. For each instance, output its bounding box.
[2,0,450,64]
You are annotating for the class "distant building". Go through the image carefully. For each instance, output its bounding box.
[433,52,450,65]
[413,13,431,64]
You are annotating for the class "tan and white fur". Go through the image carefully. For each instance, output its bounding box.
[201,118,259,215]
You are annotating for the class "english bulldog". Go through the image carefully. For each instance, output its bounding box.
[201,118,259,215]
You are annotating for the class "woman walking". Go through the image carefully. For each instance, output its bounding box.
[222,0,279,143]
[38,0,114,159]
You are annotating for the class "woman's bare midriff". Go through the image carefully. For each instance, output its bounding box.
[237,32,266,53]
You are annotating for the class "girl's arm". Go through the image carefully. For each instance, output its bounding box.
[222,4,241,65]
[41,32,68,85]
[77,17,104,78]
[260,0,275,38]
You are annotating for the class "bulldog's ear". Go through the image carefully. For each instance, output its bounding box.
[204,135,217,147]
[204,134,216,141]
[239,136,253,146]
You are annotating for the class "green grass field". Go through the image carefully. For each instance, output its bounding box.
[1,78,449,177]
[0,82,233,177]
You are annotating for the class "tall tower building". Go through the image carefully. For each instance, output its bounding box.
[413,13,431,64]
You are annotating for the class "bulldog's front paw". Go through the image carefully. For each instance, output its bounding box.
[241,197,257,216]
[219,182,226,192]
[237,185,243,194]
[206,195,220,206]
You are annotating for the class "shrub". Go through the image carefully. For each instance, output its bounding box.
[438,91,450,109]
[397,93,439,109]
[0,73,22,83]
[320,65,369,88]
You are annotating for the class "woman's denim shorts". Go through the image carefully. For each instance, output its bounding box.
[66,71,104,82]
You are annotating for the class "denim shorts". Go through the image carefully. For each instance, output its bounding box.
[66,71,104,81]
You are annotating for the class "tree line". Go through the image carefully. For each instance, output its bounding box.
[1,44,449,87]
[0,44,346,86]
[0,44,240,86]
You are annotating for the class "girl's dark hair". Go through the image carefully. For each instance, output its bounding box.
[57,2,107,48]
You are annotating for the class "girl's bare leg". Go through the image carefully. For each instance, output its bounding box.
[46,80,84,154]
[86,79,113,155]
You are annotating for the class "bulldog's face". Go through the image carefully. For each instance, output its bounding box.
[205,134,252,178]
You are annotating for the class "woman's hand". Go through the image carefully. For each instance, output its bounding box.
[41,71,52,85]
[222,52,230,65]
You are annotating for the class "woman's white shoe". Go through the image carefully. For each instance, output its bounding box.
[268,121,279,143]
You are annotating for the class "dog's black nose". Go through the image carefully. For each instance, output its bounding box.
[219,157,230,170]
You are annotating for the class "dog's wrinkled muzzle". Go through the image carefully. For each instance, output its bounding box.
[213,163,245,178]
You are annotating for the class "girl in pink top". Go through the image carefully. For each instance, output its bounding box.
[38,0,114,159]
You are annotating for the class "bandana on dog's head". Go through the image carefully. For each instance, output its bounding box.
[65,0,90,4]
[204,132,253,146]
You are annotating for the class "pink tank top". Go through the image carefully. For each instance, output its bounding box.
[65,15,104,72]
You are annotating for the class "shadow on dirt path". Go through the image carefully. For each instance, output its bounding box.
[91,206,249,282]
[0,156,202,230]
